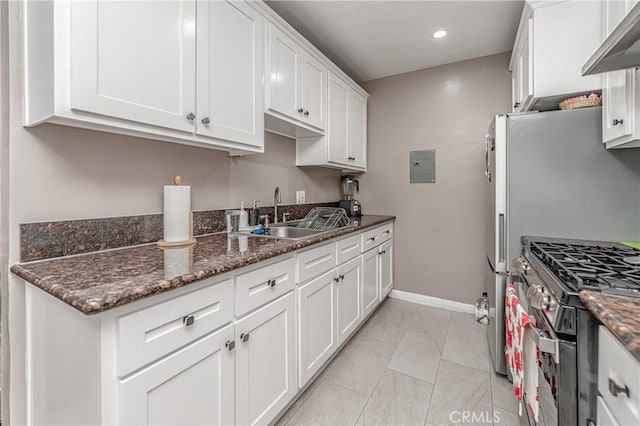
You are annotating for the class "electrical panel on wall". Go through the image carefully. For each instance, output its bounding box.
[410,150,436,183]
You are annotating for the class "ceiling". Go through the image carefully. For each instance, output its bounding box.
[265,0,524,82]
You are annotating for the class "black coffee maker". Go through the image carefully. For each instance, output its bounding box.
[338,175,361,217]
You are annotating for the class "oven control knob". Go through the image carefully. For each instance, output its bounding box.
[511,257,530,275]
[526,284,543,301]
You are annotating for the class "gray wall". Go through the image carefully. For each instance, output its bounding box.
[359,52,512,304]
[10,126,341,224]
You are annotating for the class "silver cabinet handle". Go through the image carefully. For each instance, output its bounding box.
[513,102,521,108]
[334,277,340,283]
[608,378,630,398]
[183,315,195,327]
[613,118,624,126]
[201,117,210,125]
[225,340,235,351]
[339,274,345,280]
[368,237,376,242]
[240,332,250,342]
[267,279,276,288]
[297,108,304,114]
[304,110,309,116]
[186,112,196,121]
[381,250,386,254]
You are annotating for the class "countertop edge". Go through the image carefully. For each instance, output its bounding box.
[579,290,640,362]
[11,216,395,315]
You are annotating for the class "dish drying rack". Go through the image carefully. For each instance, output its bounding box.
[296,207,351,231]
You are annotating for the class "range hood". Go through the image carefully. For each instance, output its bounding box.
[583,2,640,75]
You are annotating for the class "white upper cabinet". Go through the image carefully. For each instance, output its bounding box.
[196,0,264,148]
[600,0,640,148]
[71,0,196,132]
[266,23,328,133]
[297,72,368,171]
[25,0,265,154]
[267,24,302,122]
[348,91,367,169]
[301,51,328,130]
[510,0,602,112]
[327,73,351,165]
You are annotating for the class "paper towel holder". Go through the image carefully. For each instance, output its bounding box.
[158,174,197,248]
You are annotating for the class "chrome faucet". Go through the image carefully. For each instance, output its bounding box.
[273,186,281,224]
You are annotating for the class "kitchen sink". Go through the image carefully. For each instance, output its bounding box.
[243,221,351,240]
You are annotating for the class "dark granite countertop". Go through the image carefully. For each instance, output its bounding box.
[580,290,640,362]
[11,215,395,315]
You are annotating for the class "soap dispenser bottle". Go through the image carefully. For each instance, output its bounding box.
[249,200,260,226]
[239,201,249,227]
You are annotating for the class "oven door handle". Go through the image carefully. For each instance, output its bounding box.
[527,325,559,364]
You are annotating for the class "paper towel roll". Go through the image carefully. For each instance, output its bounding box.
[164,247,192,280]
[164,185,191,242]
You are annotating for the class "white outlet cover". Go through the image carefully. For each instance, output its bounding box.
[296,191,306,204]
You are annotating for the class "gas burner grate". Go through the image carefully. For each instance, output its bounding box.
[530,241,640,294]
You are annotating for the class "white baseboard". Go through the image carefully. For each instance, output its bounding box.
[389,289,475,314]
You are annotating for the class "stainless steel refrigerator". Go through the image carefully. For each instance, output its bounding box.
[485,107,640,374]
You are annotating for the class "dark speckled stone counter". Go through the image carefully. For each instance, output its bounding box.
[580,290,640,362]
[11,215,394,315]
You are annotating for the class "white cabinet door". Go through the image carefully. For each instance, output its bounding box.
[380,240,393,300]
[349,91,367,168]
[362,249,379,319]
[71,0,196,132]
[601,0,636,144]
[336,257,362,345]
[327,73,350,165]
[236,293,296,425]
[516,19,533,111]
[119,324,235,426]
[267,24,301,121]
[297,270,337,387]
[300,51,328,130]
[196,0,263,148]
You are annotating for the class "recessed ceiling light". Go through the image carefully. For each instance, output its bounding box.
[432,30,448,39]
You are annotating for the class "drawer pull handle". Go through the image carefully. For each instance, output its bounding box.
[381,250,386,254]
[384,230,390,235]
[225,340,235,351]
[182,315,195,327]
[368,237,376,242]
[608,378,630,398]
[613,118,624,126]
[267,279,276,288]
[334,277,340,283]
[340,274,345,280]
[240,332,250,342]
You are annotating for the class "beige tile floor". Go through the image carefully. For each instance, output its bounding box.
[276,298,531,426]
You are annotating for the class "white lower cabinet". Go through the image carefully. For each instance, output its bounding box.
[235,292,296,425]
[297,270,337,387]
[336,257,362,345]
[380,240,394,300]
[24,223,394,426]
[119,323,236,426]
[362,248,380,318]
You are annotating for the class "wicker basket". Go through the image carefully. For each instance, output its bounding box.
[559,93,602,110]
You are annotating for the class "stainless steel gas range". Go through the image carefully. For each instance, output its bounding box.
[511,236,640,426]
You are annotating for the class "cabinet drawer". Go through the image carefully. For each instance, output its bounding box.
[336,234,362,264]
[362,227,381,252]
[380,223,393,243]
[235,257,295,316]
[117,278,234,377]
[296,242,337,283]
[598,326,640,426]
